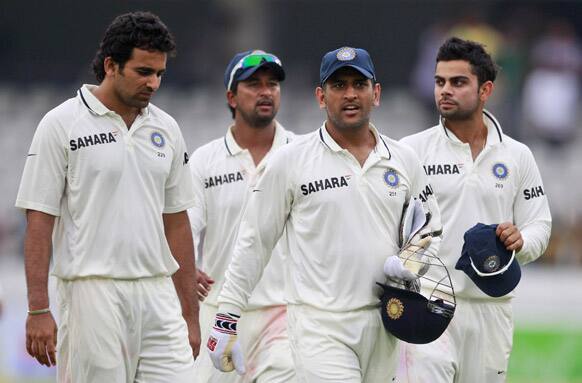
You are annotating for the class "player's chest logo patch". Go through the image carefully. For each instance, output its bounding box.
[492,162,509,180]
[383,168,400,188]
[300,175,351,196]
[151,131,165,148]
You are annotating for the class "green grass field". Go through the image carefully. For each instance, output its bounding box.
[2,328,581,383]
[508,328,582,383]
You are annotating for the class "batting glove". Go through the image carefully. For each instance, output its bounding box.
[384,235,432,281]
[207,311,246,375]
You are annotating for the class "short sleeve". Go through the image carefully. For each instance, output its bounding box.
[15,112,68,216]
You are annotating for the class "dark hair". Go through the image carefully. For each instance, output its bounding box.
[436,37,498,86]
[228,83,238,119]
[92,11,176,83]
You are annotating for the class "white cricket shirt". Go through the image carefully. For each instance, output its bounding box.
[218,123,441,313]
[15,85,195,280]
[400,110,552,300]
[188,122,294,309]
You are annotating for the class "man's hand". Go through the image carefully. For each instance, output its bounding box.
[26,312,57,367]
[496,222,523,252]
[196,270,215,302]
[384,255,419,281]
[183,313,201,359]
[207,312,245,375]
[384,235,432,281]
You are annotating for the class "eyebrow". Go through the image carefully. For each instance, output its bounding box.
[329,75,369,83]
[434,75,470,81]
[136,66,166,73]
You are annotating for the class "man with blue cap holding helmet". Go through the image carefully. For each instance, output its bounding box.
[189,49,295,382]
[208,46,442,382]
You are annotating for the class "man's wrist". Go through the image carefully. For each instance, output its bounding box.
[28,307,51,316]
[217,303,242,317]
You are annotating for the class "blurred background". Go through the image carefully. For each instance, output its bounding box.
[0,0,581,382]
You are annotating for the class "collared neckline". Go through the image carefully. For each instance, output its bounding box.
[318,122,391,160]
[224,121,287,157]
[78,84,150,118]
[439,109,503,147]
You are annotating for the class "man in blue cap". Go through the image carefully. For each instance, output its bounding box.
[188,50,296,382]
[208,46,441,382]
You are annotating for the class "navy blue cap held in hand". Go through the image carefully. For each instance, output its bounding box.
[456,223,521,298]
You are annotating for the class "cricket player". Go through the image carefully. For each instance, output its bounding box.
[15,12,200,382]
[397,37,552,383]
[189,50,296,382]
[206,46,441,382]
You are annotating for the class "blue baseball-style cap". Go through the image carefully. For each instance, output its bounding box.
[319,46,376,85]
[455,223,521,297]
[224,50,285,91]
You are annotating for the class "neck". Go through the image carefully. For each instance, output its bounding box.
[443,112,486,145]
[443,111,488,160]
[231,120,277,166]
[325,121,375,149]
[231,120,277,150]
[92,82,140,128]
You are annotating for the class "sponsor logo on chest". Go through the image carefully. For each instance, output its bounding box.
[70,132,117,151]
[424,163,461,176]
[300,175,351,196]
[205,171,244,189]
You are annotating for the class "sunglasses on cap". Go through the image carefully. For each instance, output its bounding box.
[226,53,282,90]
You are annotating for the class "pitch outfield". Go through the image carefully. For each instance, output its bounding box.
[508,328,582,383]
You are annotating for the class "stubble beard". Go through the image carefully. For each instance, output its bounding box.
[239,107,276,129]
[438,99,480,121]
[114,84,150,110]
[328,110,370,132]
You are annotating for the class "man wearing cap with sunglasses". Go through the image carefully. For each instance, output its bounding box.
[397,37,552,383]
[208,46,441,382]
[189,50,296,382]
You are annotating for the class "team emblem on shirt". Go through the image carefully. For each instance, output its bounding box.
[386,298,404,320]
[483,255,501,273]
[336,47,356,61]
[383,168,399,188]
[492,163,508,180]
[151,132,165,148]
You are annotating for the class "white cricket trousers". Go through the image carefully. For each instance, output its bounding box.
[397,298,513,383]
[194,302,296,383]
[56,277,195,383]
[287,304,399,383]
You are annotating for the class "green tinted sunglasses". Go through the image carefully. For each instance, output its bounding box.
[227,52,282,90]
